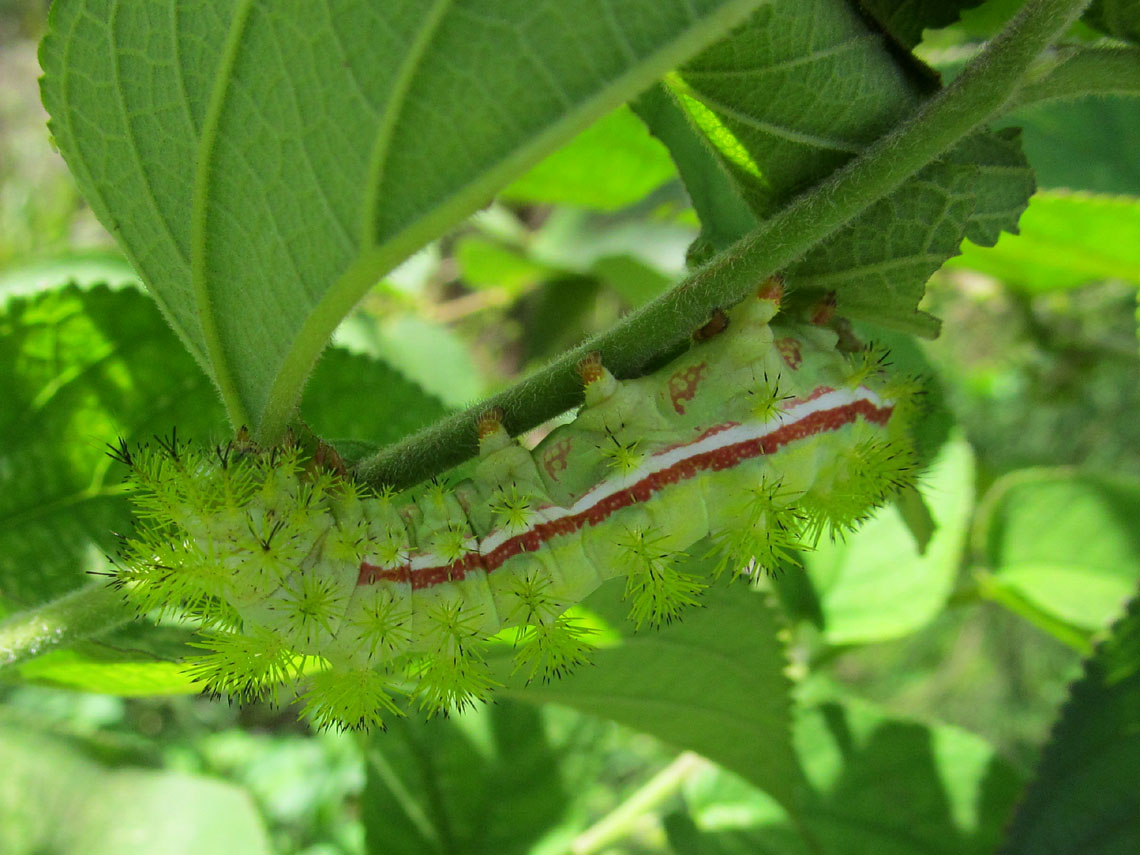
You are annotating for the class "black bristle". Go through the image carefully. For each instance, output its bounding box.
[154,427,182,461]
[105,437,134,467]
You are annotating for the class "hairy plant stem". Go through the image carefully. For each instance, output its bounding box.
[1011,46,1140,109]
[0,583,134,670]
[355,0,1093,491]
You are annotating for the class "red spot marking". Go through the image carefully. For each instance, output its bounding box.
[542,438,572,482]
[788,386,834,407]
[776,337,802,370]
[578,353,605,385]
[668,362,709,415]
[811,292,837,325]
[476,408,504,440]
[757,277,784,304]
[359,397,893,590]
[357,562,410,585]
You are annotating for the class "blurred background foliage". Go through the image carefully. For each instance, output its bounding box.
[1,0,1139,853]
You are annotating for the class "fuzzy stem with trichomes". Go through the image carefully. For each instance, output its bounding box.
[354,0,1093,492]
[0,583,134,671]
[1010,46,1140,109]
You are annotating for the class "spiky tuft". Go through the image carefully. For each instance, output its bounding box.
[300,666,403,732]
[513,615,594,683]
[411,600,498,715]
[617,528,704,628]
[708,481,807,578]
[184,628,296,704]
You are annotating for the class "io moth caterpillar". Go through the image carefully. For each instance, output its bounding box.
[110,284,917,730]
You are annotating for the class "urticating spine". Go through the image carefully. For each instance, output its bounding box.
[111,286,917,730]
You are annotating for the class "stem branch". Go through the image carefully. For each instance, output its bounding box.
[1010,46,1140,110]
[570,752,707,855]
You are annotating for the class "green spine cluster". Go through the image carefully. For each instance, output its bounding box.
[110,288,918,730]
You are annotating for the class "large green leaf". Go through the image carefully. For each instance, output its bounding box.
[363,702,568,855]
[858,0,988,48]
[1000,585,1140,855]
[501,105,678,210]
[1000,97,1140,196]
[979,470,1140,632]
[502,572,805,812]
[671,693,1023,855]
[1084,0,1140,42]
[948,190,1140,291]
[805,434,975,645]
[40,0,766,436]
[0,726,271,855]
[675,0,926,218]
[786,128,1033,335]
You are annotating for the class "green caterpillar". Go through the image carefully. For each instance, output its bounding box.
[111,284,918,730]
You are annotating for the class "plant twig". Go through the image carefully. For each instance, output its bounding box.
[1009,46,1140,110]
[0,583,134,670]
[570,752,707,855]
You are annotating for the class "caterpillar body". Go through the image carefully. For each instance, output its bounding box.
[112,285,917,730]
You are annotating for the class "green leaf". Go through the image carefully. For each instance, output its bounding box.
[40,0,767,438]
[501,572,806,812]
[632,83,758,262]
[363,701,567,855]
[0,726,271,855]
[805,433,975,645]
[672,694,1024,855]
[674,0,926,219]
[857,0,989,48]
[652,0,1033,330]
[999,584,1140,855]
[795,696,1024,855]
[1000,97,1140,196]
[787,128,1034,335]
[501,106,678,211]
[979,469,1140,631]
[16,648,199,695]
[1084,0,1140,42]
[947,190,1140,291]
[0,250,140,304]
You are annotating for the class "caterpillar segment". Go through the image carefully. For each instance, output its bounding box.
[111,285,917,730]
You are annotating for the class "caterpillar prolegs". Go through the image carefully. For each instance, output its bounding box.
[111,284,918,730]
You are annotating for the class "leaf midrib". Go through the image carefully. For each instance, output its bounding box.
[191,0,257,430]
